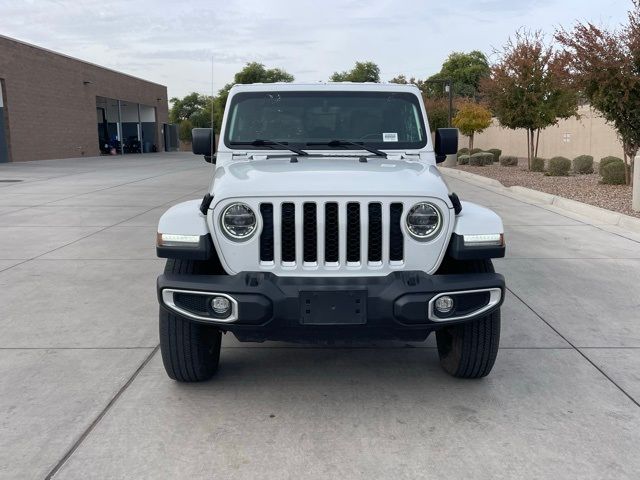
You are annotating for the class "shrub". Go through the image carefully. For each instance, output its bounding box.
[598,156,624,176]
[457,148,470,158]
[470,148,483,155]
[457,154,470,165]
[546,156,571,176]
[573,155,594,174]
[487,148,502,163]
[500,156,518,166]
[531,157,546,172]
[481,152,495,165]
[469,152,493,166]
[600,161,626,184]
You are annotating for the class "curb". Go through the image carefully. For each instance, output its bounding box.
[439,166,640,234]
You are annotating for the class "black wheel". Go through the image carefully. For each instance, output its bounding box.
[435,258,501,379]
[159,258,222,382]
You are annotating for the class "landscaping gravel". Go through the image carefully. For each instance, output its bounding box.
[455,159,639,218]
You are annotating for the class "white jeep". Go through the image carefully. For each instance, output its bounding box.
[156,82,505,382]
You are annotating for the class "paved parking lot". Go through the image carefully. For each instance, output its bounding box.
[1,152,639,479]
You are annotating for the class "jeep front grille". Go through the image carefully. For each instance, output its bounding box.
[259,200,404,268]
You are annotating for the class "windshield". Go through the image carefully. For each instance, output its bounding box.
[224,91,427,151]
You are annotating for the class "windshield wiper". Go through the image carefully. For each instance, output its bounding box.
[306,140,387,158]
[230,139,308,156]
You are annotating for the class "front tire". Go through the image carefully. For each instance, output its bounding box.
[435,259,501,379]
[159,259,222,382]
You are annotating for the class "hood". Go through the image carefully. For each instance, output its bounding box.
[211,156,451,201]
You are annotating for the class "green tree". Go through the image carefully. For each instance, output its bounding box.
[389,74,408,84]
[330,61,380,82]
[169,92,209,124]
[452,101,492,150]
[426,51,490,98]
[556,1,640,184]
[482,31,578,169]
[213,62,295,132]
[178,119,193,143]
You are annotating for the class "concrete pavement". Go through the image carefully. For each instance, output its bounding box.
[0,153,639,479]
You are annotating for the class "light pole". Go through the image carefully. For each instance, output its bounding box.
[422,78,454,127]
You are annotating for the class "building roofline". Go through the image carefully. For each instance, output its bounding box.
[0,34,166,89]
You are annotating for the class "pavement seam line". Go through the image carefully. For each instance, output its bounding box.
[0,164,205,218]
[44,345,160,480]
[506,287,640,409]
[0,185,205,274]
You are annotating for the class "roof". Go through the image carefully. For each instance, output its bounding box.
[0,34,166,88]
[229,82,421,93]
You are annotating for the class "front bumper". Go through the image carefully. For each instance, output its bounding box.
[158,272,505,341]
[157,271,505,342]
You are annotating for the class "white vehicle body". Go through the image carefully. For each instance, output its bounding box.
[155,82,507,382]
[158,83,503,277]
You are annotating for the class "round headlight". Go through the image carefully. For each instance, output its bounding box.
[221,203,256,240]
[406,202,442,240]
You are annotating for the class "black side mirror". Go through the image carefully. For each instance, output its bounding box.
[434,128,458,163]
[192,128,216,163]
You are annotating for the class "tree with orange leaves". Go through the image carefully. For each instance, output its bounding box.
[556,1,640,185]
[482,31,578,170]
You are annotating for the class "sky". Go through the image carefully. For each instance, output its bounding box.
[1,0,631,99]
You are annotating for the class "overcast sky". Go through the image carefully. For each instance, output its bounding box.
[1,0,631,99]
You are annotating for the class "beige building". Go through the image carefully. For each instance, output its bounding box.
[461,105,626,161]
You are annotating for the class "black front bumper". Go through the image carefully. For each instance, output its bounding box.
[157,271,505,343]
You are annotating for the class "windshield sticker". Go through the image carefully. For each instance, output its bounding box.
[383,132,398,142]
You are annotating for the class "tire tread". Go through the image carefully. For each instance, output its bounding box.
[160,259,221,382]
[436,258,501,379]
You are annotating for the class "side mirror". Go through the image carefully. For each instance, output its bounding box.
[434,128,458,163]
[192,128,216,163]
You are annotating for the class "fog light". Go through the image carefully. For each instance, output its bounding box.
[211,296,231,316]
[434,295,454,314]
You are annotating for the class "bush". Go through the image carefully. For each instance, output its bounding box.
[487,148,502,163]
[457,148,469,158]
[546,156,571,176]
[469,156,483,166]
[470,148,483,155]
[531,157,546,172]
[601,161,626,184]
[457,154,470,165]
[469,152,492,166]
[598,156,624,176]
[500,156,518,166]
[476,152,495,165]
[573,155,594,174]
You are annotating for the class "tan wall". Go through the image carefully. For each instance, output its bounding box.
[460,106,626,161]
[0,35,169,162]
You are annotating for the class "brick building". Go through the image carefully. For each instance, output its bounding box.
[0,35,171,162]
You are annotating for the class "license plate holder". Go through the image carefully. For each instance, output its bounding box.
[300,290,366,325]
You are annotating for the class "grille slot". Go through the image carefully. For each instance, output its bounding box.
[264,200,406,269]
[389,203,404,261]
[259,203,274,262]
[368,203,382,262]
[303,203,317,263]
[325,202,339,263]
[281,202,296,262]
[346,202,361,263]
